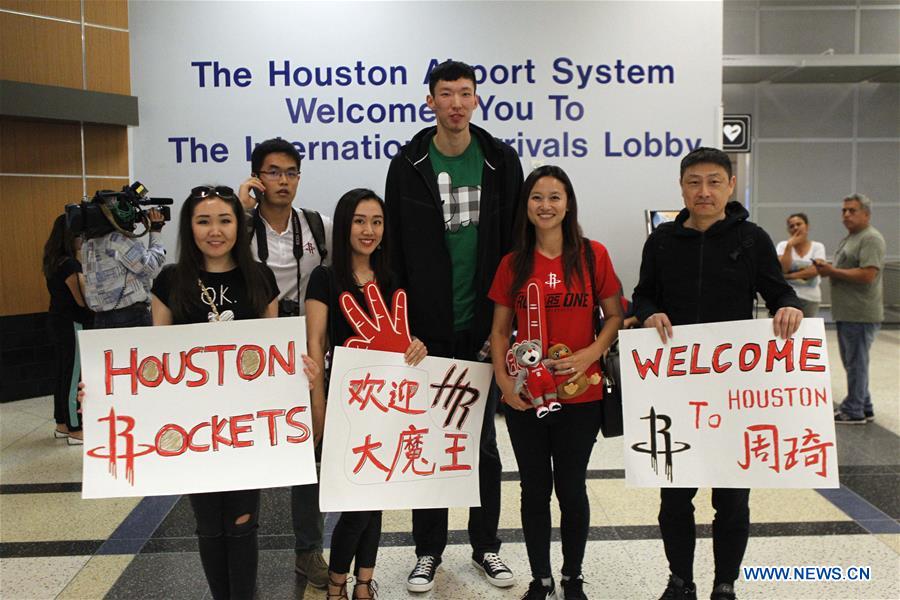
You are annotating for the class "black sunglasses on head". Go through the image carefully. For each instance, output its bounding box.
[191,185,236,200]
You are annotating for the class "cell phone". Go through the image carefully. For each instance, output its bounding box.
[251,174,266,203]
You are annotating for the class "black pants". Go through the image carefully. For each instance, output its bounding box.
[47,314,81,431]
[329,510,382,574]
[412,331,502,560]
[658,487,750,586]
[92,303,151,329]
[189,489,260,600]
[505,401,601,579]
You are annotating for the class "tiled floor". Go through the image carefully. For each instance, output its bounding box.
[1,328,898,599]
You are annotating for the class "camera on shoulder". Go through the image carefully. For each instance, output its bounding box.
[66,181,173,239]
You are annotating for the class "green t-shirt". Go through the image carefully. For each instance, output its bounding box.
[429,138,484,331]
[831,225,885,323]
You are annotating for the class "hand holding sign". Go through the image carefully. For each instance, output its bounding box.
[340,282,414,354]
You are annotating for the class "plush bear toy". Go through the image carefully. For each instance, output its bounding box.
[512,340,562,418]
[547,342,601,400]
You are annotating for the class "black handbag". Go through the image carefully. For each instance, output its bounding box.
[585,239,624,438]
[599,341,624,438]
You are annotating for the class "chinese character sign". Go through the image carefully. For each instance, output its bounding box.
[79,318,316,499]
[620,319,838,488]
[320,347,493,512]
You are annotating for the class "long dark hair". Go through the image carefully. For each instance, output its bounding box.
[42,214,77,279]
[331,188,392,295]
[169,187,271,321]
[509,165,585,297]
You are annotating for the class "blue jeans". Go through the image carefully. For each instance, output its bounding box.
[836,321,880,418]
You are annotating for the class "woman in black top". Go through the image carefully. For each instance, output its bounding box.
[150,185,317,600]
[305,188,427,600]
[43,214,93,443]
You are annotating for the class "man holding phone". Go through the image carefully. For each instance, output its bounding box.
[238,137,332,588]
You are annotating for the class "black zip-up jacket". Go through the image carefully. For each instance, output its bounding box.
[633,201,800,326]
[384,123,523,351]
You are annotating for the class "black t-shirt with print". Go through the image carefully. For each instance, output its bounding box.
[305,265,397,349]
[151,263,278,325]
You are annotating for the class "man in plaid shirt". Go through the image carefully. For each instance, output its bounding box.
[385,59,524,595]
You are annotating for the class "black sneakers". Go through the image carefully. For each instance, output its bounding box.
[835,411,867,425]
[406,555,440,593]
[659,574,697,600]
[560,575,587,599]
[522,578,557,599]
[472,552,515,587]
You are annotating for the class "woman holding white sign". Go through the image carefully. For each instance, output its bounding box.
[149,185,315,600]
[488,165,623,600]
[305,188,427,600]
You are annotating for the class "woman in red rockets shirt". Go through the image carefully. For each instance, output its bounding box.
[488,165,623,600]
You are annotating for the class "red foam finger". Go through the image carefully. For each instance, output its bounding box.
[340,291,376,342]
[363,282,390,331]
[391,289,411,339]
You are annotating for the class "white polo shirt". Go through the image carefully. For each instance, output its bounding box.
[249,209,332,315]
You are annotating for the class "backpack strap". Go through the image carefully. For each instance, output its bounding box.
[301,208,328,262]
[251,208,268,263]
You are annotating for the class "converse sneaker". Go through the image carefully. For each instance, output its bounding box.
[710,582,736,600]
[560,575,587,599]
[864,410,875,423]
[660,574,697,600]
[406,555,440,593]
[472,552,515,587]
[522,578,557,599]
[295,549,329,589]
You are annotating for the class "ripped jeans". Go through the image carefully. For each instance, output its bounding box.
[189,489,260,600]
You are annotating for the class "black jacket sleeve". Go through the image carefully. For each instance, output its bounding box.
[384,156,408,291]
[633,231,662,322]
[752,226,802,314]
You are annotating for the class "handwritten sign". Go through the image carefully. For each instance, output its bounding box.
[79,318,316,499]
[620,319,838,488]
[319,347,493,512]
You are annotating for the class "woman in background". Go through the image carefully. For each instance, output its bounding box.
[43,214,93,444]
[776,212,826,318]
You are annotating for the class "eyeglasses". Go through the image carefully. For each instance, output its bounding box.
[258,170,300,181]
[191,185,236,200]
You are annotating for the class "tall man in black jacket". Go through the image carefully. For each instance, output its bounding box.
[384,60,523,594]
[633,147,803,600]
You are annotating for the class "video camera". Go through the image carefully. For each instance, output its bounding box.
[66,182,173,239]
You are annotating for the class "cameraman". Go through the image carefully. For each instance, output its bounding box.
[83,207,167,328]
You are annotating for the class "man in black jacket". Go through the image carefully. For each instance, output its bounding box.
[384,60,523,594]
[633,147,802,600]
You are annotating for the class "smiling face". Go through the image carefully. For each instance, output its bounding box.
[526,176,568,232]
[257,151,300,207]
[349,198,384,258]
[426,77,478,135]
[680,162,736,224]
[191,197,237,263]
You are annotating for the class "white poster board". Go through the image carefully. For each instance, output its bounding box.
[79,318,316,498]
[620,319,839,488]
[130,0,722,295]
[320,347,493,511]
